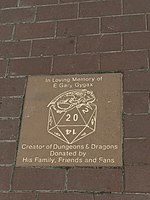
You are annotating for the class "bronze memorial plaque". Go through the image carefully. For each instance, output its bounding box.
[16,73,123,167]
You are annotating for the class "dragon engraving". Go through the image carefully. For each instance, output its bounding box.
[47,89,96,114]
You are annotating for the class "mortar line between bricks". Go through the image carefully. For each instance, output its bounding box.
[0,117,20,121]
[50,56,54,74]
[121,33,123,52]
[93,193,95,200]
[29,11,148,20]
[37,2,79,7]
[54,21,58,38]
[4,30,150,42]
[29,40,33,57]
[1,49,149,60]
[5,59,10,78]
[124,137,150,140]
[1,30,150,41]
[11,24,16,41]
[9,164,15,192]
[11,189,122,194]
[0,98,2,108]
[6,69,149,79]
[60,0,115,4]
[3,70,149,80]
[60,0,125,4]
[0,49,147,59]
[123,91,150,94]
[99,17,102,34]
[21,0,147,9]
[122,163,150,167]
[124,112,150,115]
[122,68,149,73]
[0,164,14,167]
[8,55,53,60]
[147,51,150,70]
[53,49,145,55]
[0,6,37,11]
[124,110,150,115]
[5,70,135,79]
[92,192,150,196]
[34,13,150,21]
[0,18,95,26]
[0,13,146,26]
[103,49,149,53]
[1,96,23,99]
[77,2,80,18]
[74,37,78,54]
[17,0,21,7]
[147,93,150,114]
[3,59,8,78]
[5,75,28,78]
[0,190,150,195]
[38,190,124,195]
[148,93,150,113]
[1,52,101,59]
[145,14,148,31]
[65,168,68,191]
[36,192,39,200]
[3,49,148,59]
[4,70,150,77]
[0,12,149,23]
[121,0,124,15]
[33,6,38,23]
[12,165,123,170]
[99,54,101,71]
[0,140,17,143]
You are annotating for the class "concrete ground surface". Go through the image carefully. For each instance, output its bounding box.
[0,0,150,199]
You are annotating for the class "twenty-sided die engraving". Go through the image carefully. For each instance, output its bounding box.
[47,89,97,144]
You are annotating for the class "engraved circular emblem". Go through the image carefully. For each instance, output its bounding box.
[47,89,97,144]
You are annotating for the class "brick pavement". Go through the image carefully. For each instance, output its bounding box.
[0,0,150,199]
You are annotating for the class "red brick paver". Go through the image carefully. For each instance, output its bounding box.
[0,167,13,191]
[12,168,65,190]
[0,98,23,117]
[0,8,35,24]
[36,4,77,21]
[123,92,149,114]
[57,19,99,37]
[0,60,6,77]
[125,166,150,192]
[125,115,150,138]
[124,139,150,165]
[0,193,37,200]
[0,119,19,140]
[68,168,123,192]
[0,0,17,8]
[79,0,121,17]
[9,57,52,75]
[0,142,16,164]
[14,22,55,40]
[0,78,26,96]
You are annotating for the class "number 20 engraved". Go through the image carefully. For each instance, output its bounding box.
[66,114,79,122]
